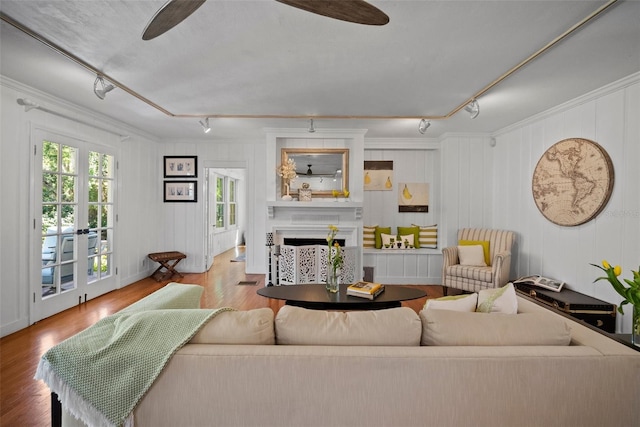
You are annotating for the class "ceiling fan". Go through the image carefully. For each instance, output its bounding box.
[142,0,389,40]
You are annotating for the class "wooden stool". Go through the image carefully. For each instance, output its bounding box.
[148,251,186,282]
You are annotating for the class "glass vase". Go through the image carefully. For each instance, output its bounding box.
[632,305,640,348]
[326,267,339,293]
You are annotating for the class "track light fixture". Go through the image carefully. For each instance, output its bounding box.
[308,119,315,133]
[199,117,211,133]
[464,99,480,119]
[93,76,115,100]
[418,119,431,134]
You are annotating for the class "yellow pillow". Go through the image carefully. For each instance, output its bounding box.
[459,240,490,266]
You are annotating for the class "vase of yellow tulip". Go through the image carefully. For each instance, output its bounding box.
[592,261,640,347]
[326,225,343,293]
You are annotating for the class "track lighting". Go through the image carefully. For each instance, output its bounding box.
[308,119,315,133]
[199,117,211,133]
[17,98,39,112]
[93,76,115,100]
[418,119,430,134]
[464,99,480,119]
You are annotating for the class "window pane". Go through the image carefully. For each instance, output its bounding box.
[101,180,112,203]
[88,151,100,176]
[229,203,236,225]
[42,173,58,202]
[61,145,77,174]
[216,177,224,202]
[229,180,235,202]
[102,154,114,178]
[61,175,76,203]
[42,141,59,172]
[216,204,224,227]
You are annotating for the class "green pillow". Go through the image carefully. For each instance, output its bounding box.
[374,226,391,249]
[458,240,490,266]
[397,226,420,248]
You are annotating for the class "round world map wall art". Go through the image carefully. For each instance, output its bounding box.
[532,138,614,226]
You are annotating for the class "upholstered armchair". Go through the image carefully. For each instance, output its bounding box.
[441,228,515,294]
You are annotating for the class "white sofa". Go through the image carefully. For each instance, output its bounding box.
[61,296,639,427]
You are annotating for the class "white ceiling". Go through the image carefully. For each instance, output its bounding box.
[1,0,638,140]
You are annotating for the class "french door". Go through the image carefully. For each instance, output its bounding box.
[31,128,117,323]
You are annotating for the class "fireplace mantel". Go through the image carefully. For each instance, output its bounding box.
[266,201,363,220]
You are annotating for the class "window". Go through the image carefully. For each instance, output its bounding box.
[214,175,239,230]
[229,179,236,226]
[215,176,224,228]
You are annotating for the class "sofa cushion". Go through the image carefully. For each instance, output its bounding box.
[374,226,392,249]
[457,244,487,266]
[446,264,493,282]
[363,225,377,249]
[477,283,518,314]
[419,309,571,346]
[275,305,421,346]
[459,239,491,265]
[397,226,420,248]
[424,293,478,312]
[190,308,275,344]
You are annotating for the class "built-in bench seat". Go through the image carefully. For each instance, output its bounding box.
[363,248,442,284]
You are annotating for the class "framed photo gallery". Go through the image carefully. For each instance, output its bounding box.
[163,156,197,202]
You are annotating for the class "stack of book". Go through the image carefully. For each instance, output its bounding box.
[347,281,385,300]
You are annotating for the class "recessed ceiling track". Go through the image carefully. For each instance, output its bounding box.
[0,0,619,122]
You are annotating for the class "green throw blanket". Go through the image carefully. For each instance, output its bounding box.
[35,283,233,427]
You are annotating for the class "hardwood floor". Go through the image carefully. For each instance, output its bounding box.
[0,246,441,426]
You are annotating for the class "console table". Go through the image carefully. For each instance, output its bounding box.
[257,284,427,310]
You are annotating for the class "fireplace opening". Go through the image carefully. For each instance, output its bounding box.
[283,238,345,246]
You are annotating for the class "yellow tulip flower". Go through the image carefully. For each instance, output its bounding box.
[614,265,622,276]
[602,260,611,269]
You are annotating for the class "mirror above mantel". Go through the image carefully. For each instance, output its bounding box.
[281,148,349,198]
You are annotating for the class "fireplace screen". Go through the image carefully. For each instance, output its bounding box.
[278,245,357,285]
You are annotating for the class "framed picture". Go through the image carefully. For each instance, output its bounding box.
[164,156,197,178]
[364,160,393,191]
[398,182,429,212]
[164,181,197,202]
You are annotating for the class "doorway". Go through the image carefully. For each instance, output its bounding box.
[31,128,117,323]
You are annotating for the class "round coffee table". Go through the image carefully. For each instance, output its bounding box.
[257,284,427,310]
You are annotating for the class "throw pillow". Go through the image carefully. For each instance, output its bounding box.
[275,306,422,346]
[190,308,275,345]
[424,293,478,312]
[476,283,518,314]
[397,226,420,248]
[419,309,571,346]
[374,226,392,249]
[413,224,438,248]
[398,234,415,249]
[363,225,377,249]
[457,245,487,266]
[380,233,397,248]
[459,239,491,265]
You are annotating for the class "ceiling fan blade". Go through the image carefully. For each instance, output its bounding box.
[142,0,207,40]
[276,0,389,25]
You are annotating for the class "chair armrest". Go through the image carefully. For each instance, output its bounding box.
[491,251,512,287]
[441,246,459,268]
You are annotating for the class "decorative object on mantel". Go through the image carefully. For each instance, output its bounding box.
[398,182,429,212]
[332,188,350,201]
[364,160,393,191]
[299,182,312,202]
[326,225,343,293]
[592,261,640,347]
[277,158,297,201]
[532,138,614,226]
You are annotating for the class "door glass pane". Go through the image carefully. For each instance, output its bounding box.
[88,151,114,284]
[41,141,78,299]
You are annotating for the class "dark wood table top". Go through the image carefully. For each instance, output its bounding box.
[257,284,427,310]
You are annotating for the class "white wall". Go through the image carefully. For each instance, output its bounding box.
[490,74,639,333]
[0,77,161,336]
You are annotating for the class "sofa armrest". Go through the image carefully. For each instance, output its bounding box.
[491,251,511,287]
